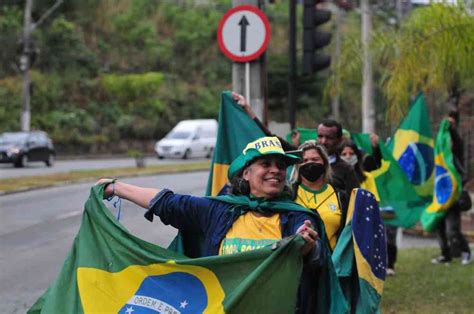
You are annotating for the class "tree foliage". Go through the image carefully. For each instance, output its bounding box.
[328,3,474,124]
[0,1,234,153]
[380,4,474,119]
[0,1,334,153]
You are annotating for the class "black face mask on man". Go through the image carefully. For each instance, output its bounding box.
[299,162,325,182]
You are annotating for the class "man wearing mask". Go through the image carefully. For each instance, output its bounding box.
[317,119,360,196]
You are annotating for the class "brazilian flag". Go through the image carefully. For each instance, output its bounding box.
[421,119,462,232]
[352,133,424,228]
[206,91,265,196]
[388,93,434,199]
[332,189,387,313]
[28,185,309,313]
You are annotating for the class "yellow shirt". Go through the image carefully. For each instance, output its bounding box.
[295,184,341,250]
[219,212,281,255]
[361,171,380,202]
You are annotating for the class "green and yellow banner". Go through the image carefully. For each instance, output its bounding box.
[28,185,307,314]
[421,119,462,231]
[352,133,424,228]
[332,189,387,313]
[205,91,265,196]
[388,93,435,199]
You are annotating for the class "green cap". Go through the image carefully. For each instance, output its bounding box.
[227,136,301,180]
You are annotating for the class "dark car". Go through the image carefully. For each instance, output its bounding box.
[0,131,55,167]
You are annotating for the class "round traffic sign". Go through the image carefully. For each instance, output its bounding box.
[217,5,271,62]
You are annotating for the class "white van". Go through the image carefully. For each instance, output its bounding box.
[154,119,218,159]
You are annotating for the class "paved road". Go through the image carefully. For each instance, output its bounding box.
[0,171,207,313]
[0,156,208,178]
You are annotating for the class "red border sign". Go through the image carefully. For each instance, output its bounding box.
[217,5,271,62]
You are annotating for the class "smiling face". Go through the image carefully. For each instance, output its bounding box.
[242,155,287,199]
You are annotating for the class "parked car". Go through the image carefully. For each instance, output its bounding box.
[0,131,55,167]
[154,119,217,159]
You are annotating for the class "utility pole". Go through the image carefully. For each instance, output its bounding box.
[361,0,375,133]
[232,0,267,125]
[20,0,63,132]
[331,5,342,121]
[288,0,297,129]
[20,0,33,132]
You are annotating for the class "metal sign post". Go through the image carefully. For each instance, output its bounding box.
[245,62,250,105]
[218,5,270,122]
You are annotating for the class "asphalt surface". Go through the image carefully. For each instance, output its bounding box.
[0,172,207,313]
[0,156,207,178]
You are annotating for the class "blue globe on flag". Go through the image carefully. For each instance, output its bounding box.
[119,272,208,314]
[434,165,452,205]
[398,143,434,185]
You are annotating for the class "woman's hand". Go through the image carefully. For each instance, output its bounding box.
[231,91,256,119]
[95,178,116,198]
[296,220,319,255]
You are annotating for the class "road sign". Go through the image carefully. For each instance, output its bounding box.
[217,5,271,63]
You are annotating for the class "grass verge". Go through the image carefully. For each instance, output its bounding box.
[0,161,210,194]
[381,247,474,313]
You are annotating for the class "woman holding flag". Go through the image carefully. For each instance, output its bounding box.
[96,136,347,313]
[97,136,320,258]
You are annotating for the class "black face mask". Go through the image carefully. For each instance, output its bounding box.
[299,162,325,182]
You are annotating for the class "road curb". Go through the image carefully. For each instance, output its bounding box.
[0,168,210,197]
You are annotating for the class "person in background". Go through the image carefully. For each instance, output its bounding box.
[290,140,349,251]
[338,139,380,201]
[317,120,360,196]
[339,135,398,276]
[432,111,471,265]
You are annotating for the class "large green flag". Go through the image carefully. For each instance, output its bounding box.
[206,91,265,196]
[420,119,462,231]
[388,93,434,199]
[352,133,424,228]
[29,185,307,314]
[332,189,387,313]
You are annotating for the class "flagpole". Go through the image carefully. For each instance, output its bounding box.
[245,62,250,104]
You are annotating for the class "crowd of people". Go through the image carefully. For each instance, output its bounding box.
[94,92,471,313]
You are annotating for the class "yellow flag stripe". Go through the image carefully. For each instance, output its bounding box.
[211,163,230,196]
[426,154,460,213]
[392,129,434,159]
[353,240,385,295]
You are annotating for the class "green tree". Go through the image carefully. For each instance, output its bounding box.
[380,4,474,119]
[0,6,23,78]
[328,4,474,123]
